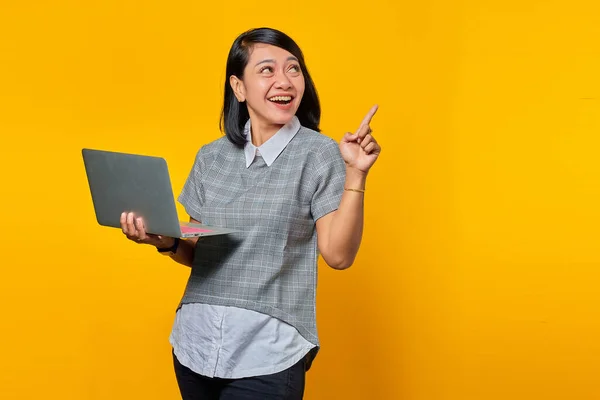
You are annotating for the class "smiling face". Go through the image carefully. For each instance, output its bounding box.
[230,43,306,133]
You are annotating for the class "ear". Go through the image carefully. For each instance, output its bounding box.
[230,75,246,102]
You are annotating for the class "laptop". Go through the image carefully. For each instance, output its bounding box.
[82,148,235,238]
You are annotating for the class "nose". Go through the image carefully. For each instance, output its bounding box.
[274,71,292,90]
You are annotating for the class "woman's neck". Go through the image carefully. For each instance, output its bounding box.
[250,118,284,147]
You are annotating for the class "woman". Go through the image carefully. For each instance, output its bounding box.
[120,27,381,399]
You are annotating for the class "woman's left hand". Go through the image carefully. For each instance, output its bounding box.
[339,105,382,173]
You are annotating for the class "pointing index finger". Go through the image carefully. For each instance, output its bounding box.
[359,104,379,129]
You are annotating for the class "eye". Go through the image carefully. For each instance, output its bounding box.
[259,66,274,74]
[288,64,301,73]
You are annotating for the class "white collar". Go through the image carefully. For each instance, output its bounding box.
[243,116,301,168]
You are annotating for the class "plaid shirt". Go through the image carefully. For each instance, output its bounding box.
[176,117,346,370]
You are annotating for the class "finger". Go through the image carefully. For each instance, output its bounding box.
[140,220,159,243]
[126,212,138,238]
[368,141,382,155]
[123,212,134,236]
[134,217,147,241]
[358,104,379,130]
[140,220,162,244]
[356,123,372,140]
[363,142,377,154]
[360,134,374,149]
[120,212,128,233]
[342,132,358,143]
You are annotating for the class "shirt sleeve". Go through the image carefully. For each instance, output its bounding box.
[310,139,346,222]
[178,147,205,222]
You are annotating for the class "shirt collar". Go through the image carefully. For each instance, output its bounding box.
[243,116,301,168]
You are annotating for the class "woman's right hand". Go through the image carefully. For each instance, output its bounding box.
[120,212,176,249]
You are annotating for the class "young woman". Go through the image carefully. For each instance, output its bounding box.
[120,27,381,399]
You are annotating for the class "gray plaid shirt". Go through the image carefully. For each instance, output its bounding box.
[177,117,346,364]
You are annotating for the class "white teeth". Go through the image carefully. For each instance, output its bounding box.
[269,96,292,101]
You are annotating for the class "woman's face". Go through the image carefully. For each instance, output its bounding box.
[232,43,305,129]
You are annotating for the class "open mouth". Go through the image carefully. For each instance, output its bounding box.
[268,95,293,105]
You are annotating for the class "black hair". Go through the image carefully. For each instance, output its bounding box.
[220,27,321,147]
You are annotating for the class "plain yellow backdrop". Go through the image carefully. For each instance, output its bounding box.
[1,0,599,399]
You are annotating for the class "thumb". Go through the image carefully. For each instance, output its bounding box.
[342,132,358,143]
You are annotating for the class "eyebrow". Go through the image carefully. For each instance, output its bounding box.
[254,56,299,67]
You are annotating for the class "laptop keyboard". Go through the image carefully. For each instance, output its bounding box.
[180,225,213,234]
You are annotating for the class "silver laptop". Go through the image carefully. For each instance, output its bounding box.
[82,148,235,238]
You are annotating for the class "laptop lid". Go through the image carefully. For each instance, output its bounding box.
[82,148,185,238]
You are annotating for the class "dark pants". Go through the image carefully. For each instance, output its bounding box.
[173,352,306,400]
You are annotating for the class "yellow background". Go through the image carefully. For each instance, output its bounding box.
[1,0,599,399]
